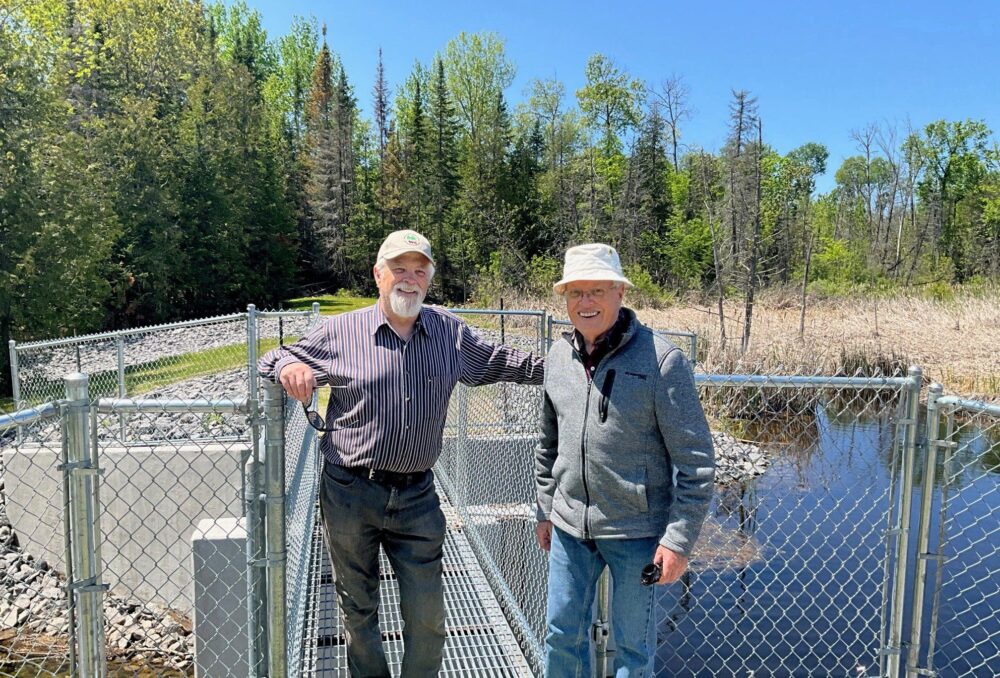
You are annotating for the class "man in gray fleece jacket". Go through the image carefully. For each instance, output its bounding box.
[535,243,715,677]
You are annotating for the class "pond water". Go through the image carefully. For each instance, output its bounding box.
[655,404,999,677]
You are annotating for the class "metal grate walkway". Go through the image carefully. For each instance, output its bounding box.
[300,494,534,676]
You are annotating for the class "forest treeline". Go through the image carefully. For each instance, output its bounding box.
[2,0,1000,393]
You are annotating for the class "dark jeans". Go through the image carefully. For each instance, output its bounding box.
[320,462,447,678]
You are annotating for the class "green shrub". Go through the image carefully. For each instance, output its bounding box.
[527,255,562,298]
[623,264,671,309]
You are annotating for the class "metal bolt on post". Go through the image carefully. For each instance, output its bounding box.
[263,380,287,678]
[593,568,612,677]
[63,373,108,678]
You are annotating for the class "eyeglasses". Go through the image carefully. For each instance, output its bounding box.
[302,402,337,432]
[565,285,616,302]
[300,385,349,432]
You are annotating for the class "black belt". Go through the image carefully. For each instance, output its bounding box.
[330,464,429,488]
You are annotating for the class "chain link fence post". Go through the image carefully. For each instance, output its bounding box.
[886,366,922,677]
[246,304,268,677]
[9,339,21,442]
[905,382,943,677]
[62,372,108,677]
[263,380,287,678]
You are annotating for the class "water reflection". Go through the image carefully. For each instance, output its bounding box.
[655,401,1000,677]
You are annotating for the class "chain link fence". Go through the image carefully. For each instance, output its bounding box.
[9,305,318,411]
[1,306,315,677]
[433,310,547,673]
[0,400,72,676]
[2,304,998,677]
[653,372,915,678]
[906,393,1000,678]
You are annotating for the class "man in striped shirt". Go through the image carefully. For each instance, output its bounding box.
[258,229,544,677]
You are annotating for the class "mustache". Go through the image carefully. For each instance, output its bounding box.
[393,283,421,294]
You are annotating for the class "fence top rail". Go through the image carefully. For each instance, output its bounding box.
[936,395,1000,417]
[695,373,911,389]
[96,397,249,414]
[446,308,545,318]
[254,310,315,319]
[0,401,61,430]
[14,312,249,350]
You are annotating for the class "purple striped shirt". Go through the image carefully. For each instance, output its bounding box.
[257,303,544,472]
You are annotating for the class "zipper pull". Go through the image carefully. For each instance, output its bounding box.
[599,369,616,423]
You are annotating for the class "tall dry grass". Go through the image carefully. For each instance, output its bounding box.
[471,289,1000,400]
[635,291,1000,400]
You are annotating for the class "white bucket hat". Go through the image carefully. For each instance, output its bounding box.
[377,229,435,265]
[553,243,633,295]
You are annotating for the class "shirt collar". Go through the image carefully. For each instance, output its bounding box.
[370,302,431,338]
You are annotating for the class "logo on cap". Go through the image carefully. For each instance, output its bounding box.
[405,233,420,245]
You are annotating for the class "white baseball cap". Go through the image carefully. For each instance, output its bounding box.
[553,243,633,295]
[377,229,435,265]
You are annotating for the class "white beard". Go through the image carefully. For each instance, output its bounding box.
[388,285,425,318]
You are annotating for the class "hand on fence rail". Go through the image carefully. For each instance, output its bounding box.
[278,362,318,402]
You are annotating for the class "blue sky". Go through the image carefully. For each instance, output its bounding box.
[241,0,999,192]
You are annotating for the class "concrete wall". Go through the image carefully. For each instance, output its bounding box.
[3,443,250,614]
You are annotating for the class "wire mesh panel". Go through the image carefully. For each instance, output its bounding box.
[284,394,319,677]
[651,375,909,677]
[0,404,73,676]
[13,313,250,407]
[435,310,547,674]
[438,348,912,676]
[920,399,1000,677]
[118,315,250,400]
[90,396,251,676]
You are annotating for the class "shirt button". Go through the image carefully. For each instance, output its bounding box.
[406,396,411,402]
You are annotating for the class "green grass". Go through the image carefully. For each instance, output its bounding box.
[15,337,296,406]
[285,292,375,315]
[123,337,293,394]
[11,294,374,408]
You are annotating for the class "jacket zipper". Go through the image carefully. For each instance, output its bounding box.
[580,375,594,538]
[570,328,632,540]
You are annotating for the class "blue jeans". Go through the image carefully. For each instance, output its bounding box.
[545,526,659,678]
[320,463,447,678]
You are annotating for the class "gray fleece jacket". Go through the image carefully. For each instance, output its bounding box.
[534,308,715,556]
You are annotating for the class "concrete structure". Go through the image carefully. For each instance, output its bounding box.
[3,442,250,613]
[192,517,248,678]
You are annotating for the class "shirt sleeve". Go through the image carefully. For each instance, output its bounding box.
[257,319,334,386]
[654,348,715,557]
[457,323,544,387]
